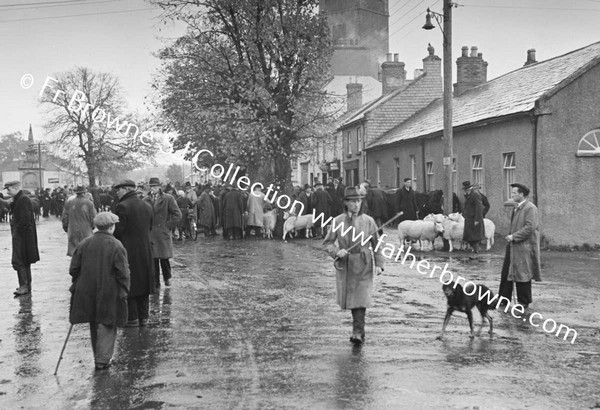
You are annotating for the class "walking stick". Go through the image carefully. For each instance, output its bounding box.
[333,212,404,269]
[54,323,74,375]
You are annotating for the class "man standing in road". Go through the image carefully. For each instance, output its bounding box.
[62,185,97,257]
[499,183,542,309]
[311,182,332,238]
[5,181,40,296]
[323,187,384,345]
[396,178,419,222]
[113,179,155,327]
[462,181,485,253]
[145,178,181,288]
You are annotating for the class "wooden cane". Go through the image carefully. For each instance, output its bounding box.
[54,323,74,375]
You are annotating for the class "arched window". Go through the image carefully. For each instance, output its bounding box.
[577,129,600,157]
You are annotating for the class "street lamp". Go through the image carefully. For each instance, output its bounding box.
[423,2,457,215]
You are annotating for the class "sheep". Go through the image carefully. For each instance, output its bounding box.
[443,213,466,252]
[262,209,277,239]
[447,212,495,251]
[397,218,444,251]
[282,211,314,241]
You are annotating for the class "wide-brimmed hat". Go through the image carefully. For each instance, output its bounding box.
[462,181,473,190]
[149,177,161,187]
[113,179,136,189]
[73,185,87,194]
[510,183,530,196]
[343,187,365,200]
[3,180,20,189]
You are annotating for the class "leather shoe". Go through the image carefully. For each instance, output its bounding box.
[140,319,148,327]
[13,286,29,296]
[95,362,111,371]
[124,319,139,327]
[165,279,171,286]
[349,334,364,344]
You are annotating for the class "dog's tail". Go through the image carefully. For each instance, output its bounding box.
[477,285,497,311]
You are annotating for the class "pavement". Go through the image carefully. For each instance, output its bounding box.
[0,218,599,409]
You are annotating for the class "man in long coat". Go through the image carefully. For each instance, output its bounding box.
[396,178,419,222]
[113,179,154,327]
[5,181,40,296]
[145,178,181,288]
[327,178,346,216]
[499,183,542,308]
[311,182,332,238]
[364,182,388,227]
[69,212,129,370]
[461,181,485,253]
[245,185,265,237]
[221,184,244,240]
[197,186,217,236]
[297,185,313,216]
[323,187,385,345]
[62,185,97,256]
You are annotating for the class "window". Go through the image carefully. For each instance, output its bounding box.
[577,129,600,156]
[503,152,516,200]
[394,158,400,188]
[472,155,483,192]
[346,131,352,156]
[410,155,417,186]
[426,161,434,191]
[452,158,458,194]
[356,127,362,153]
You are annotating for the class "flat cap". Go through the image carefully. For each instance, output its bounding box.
[113,179,136,189]
[4,180,21,189]
[94,211,119,228]
[510,183,530,196]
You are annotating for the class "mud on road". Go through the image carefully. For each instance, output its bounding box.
[0,219,599,409]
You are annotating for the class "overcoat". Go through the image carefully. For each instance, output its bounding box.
[323,213,385,309]
[246,191,265,227]
[62,196,97,256]
[221,189,244,230]
[114,190,155,297]
[176,195,192,229]
[145,191,182,259]
[462,191,485,242]
[366,188,388,220]
[297,191,313,216]
[327,183,346,216]
[396,187,419,221]
[69,232,130,326]
[311,189,332,221]
[197,190,217,228]
[10,190,40,268]
[506,200,542,282]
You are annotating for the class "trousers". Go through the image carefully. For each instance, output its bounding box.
[90,323,117,365]
[499,245,533,306]
[351,308,366,337]
[127,295,149,321]
[154,258,172,285]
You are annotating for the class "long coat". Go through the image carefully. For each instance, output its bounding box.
[197,191,217,228]
[246,191,265,227]
[145,192,181,259]
[506,200,542,282]
[327,183,346,216]
[366,188,388,220]
[62,195,97,256]
[462,191,485,242]
[176,196,192,229]
[323,213,385,309]
[396,188,419,222]
[10,190,40,269]
[311,189,332,220]
[221,189,245,230]
[114,190,155,297]
[69,232,130,326]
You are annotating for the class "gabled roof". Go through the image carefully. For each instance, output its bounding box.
[368,41,600,149]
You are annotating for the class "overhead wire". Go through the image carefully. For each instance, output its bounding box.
[0,7,156,23]
[0,0,132,12]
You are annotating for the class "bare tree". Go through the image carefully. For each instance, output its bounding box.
[40,67,155,186]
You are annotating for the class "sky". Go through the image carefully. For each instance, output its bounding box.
[1,0,599,148]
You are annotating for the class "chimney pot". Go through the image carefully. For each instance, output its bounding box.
[387,53,393,62]
[393,53,399,62]
[470,46,478,57]
[462,46,469,57]
[524,48,537,66]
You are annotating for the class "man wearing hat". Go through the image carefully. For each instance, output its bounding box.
[145,178,181,287]
[62,185,97,257]
[297,184,313,216]
[113,179,155,327]
[499,183,541,309]
[184,181,198,205]
[327,178,346,217]
[396,178,419,222]
[323,187,385,344]
[311,181,332,238]
[68,211,130,370]
[4,181,40,296]
[462,181,485,253]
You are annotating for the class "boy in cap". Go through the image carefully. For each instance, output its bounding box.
[68,211,130,370]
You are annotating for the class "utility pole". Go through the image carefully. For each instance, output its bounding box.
[442,1,453,215]
[38,142,43,190]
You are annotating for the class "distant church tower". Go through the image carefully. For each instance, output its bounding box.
[321,0,389,80]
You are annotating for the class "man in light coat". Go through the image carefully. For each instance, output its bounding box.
[499,183,542,308]
[323,187,385,345]
[245,184,265,237]
[62,185,97,256]
[145,178,182,288]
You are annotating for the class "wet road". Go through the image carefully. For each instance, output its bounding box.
[0,218,599,409]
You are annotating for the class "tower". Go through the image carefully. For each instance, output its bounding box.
[321,0,389,80]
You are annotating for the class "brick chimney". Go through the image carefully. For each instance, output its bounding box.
[346,82,363,112]
[422,43,441,77]
[381,53,406,95]
[454,46,488,96]
[524,48,537,66]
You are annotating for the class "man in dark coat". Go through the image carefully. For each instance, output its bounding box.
[364,182,388,227]
[88,186,102,212]
[396,178,419,222]
[474,185,490,218]
[41,188,52,217]
[197,185,217,236]
[69,212,130,370]
[461,181,485,253]
[327,178,346,216]
[311,182,332,238]
[5,181,40,296]
[297,185,313,216]
[145,178,181,288]
[221,184,245,240]
[113,179,155,327]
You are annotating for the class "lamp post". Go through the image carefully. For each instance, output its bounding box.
[423,2,456,215]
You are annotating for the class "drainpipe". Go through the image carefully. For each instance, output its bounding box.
[532,114,538,206]
[420,139,426,191]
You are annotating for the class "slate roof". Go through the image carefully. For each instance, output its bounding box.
[368,41,600,149]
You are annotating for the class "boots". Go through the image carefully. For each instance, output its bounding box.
[350,308,366,344]
[14,268,30,296]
